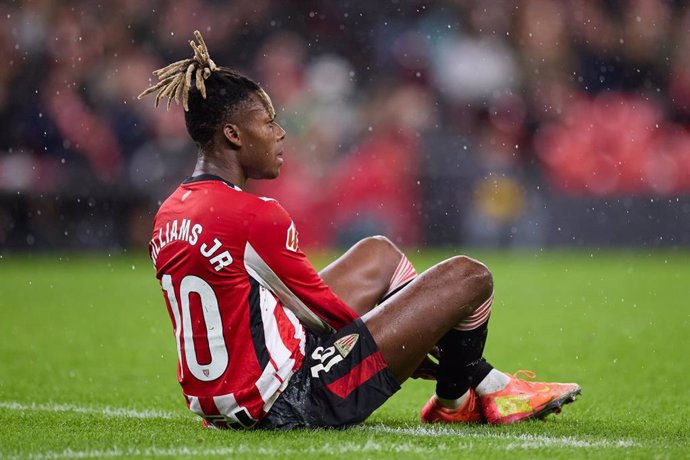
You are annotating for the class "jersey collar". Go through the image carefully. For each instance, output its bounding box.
[183,174,242,191]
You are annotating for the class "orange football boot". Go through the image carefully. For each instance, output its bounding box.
[480,370,581,424]
[420,388,484,424]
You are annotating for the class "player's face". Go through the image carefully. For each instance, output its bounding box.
[237,93,286,180]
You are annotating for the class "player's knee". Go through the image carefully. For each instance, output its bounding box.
[444,255,493,305]
[354,235,403,283]
[358,235,402,263]
[360,235,398,250]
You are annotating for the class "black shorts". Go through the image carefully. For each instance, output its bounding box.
[257,319,400,430]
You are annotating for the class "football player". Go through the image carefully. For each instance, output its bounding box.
[139,31,580,429]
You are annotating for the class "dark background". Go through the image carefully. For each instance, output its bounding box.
[1,0,688,251]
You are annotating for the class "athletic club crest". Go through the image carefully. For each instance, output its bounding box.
[334,333,359,358]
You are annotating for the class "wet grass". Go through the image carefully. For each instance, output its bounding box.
[0,249,688,459]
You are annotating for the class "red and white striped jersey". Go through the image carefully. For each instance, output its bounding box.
[149,174,358,427]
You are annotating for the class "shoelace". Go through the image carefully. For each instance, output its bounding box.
[512,369,537,380]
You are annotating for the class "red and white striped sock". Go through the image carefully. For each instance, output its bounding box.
[453,292,494,331]
[382,254,417,299]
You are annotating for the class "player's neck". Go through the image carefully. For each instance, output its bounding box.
[193,151,246,188]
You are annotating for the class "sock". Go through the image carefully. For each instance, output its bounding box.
[381,254,417,302]
[435,322,493,401]
[475,369,511,396]
[455,292,493,331]
[437,393,469,409]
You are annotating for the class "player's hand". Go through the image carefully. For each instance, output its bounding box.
[411,346,439,380]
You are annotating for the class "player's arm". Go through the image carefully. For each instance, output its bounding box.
[244,199,359,334]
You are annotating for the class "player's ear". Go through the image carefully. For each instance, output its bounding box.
[223,123,242,149]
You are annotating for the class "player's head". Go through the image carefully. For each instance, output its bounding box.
[138,31,285,179]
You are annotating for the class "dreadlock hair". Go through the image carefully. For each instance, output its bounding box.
[138,30,275,148]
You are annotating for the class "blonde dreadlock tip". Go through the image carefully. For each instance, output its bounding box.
[173,75,184,104]
[157,78,178,110]
[185,63,195,95]
[153,58,188,78]
[183,88,190,112]
[136,83,161,100]
[160,78,176,97]
[168,77,183,108]
[156,60,192,81]
[189,40,200,54]
[166,88,176,111]
[193,30,203,43]
[154,89,164,109]
[139,30,216,112]
[195,67,207,99]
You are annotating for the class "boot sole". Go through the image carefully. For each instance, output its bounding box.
[533,386,582,420]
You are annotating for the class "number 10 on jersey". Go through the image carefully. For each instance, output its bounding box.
[161,274,229,382]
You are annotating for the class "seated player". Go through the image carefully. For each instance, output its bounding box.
[138,31,580,429]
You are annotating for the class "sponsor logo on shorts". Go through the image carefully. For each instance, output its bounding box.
[334,333,359,358]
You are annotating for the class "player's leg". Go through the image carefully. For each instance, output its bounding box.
[420,313,497,423]
[321,241,497,389]
[319,235,439,380]
[321,241,580,425]
[319,235,416,315]
[362,256,581,424]
[362,255,493,382]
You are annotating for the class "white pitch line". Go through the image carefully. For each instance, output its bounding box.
[364,425,637,449]
[1,401,637,456]
[0,401,185,420]
[9,442,451,460]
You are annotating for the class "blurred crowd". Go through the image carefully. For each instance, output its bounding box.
[1,0,689,250]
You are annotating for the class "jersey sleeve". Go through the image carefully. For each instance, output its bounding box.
[244,198,359,333]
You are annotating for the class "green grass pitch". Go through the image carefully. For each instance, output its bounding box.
[1,249,688,459]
